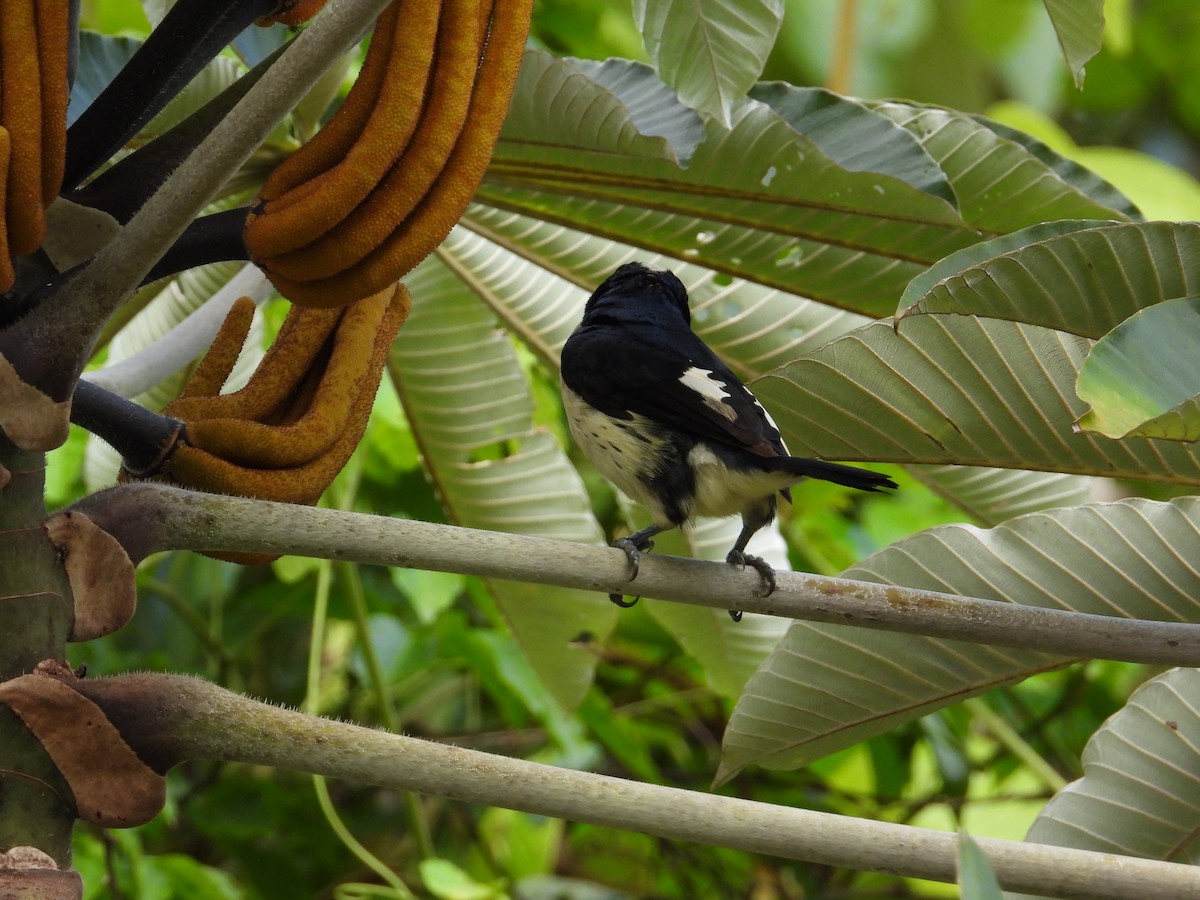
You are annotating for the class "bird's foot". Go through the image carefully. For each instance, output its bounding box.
[609,536,655,608]
[613,535,654,577]
[608,592,639,608]
[726,550,777,613]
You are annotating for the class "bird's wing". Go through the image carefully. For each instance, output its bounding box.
[561,324,785,458]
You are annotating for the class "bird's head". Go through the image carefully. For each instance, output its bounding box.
[580,262,692,329]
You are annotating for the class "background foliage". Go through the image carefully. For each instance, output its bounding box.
[59,0,1200,897]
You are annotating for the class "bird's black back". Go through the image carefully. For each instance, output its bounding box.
[561,262,789,460]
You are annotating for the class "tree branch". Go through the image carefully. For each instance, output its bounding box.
[72,483,1200,667]
[73,672,1200,900]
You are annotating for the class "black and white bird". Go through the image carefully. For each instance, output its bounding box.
[560,262,896,620]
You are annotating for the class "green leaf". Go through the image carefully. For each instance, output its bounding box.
[958,832,1004,899]
[718,497,1200,782]
[1015,667,1200,868]
[1076,295,1200,440]
[570,57,706,163]
[909,465,1090,526]
[897,219,1109,321]
[754,316,1200,486]
[1041,0,1105,89]
[632,0,784,125]
[868,101,1129,231]
[490,53,1133,317]
[390,255,617,712]
[750,83,956,204]
[898,221,1200,337]
[491,51,976,317]
[420,858,507,900]
[969,109,1141,218]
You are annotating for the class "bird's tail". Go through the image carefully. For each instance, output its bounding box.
[766,456,897,493]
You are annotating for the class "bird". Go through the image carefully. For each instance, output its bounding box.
[560,261,896,621]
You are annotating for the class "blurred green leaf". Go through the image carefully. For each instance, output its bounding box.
[420,858,507,900]
[957,831,1004,899]
[1076,295,1200,440]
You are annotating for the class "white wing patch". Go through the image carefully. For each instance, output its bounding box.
[679,366,736,421]
[754,397,791,455]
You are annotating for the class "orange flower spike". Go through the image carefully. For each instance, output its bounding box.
[179,287,395,468]
[256,7,399,204]
[0,128,12,293]
[34,0,69,206]
[0,2,46,255]
[244,0,440,255]
[266,0,533,306]
[258,0,330,27]
[263,0,485,283]
[160,284,410,499]
[179,297,258,399]
[167,304,342,423]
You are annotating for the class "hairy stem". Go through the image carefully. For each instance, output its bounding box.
[74,672,1200,900]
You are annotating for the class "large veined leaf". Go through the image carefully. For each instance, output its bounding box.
[897,219,1111,321]
[389,255,617,713]
[488,50,978,317]
[1041,0,1104,89]
[632,0,783,126]
[898,221,1200,337]
[569,58,705,163]
[1075,296,1200,441]
[867,101,1130,232]
[748,83,956,204]
[717,497,1200,782]
[487,53,1136,318]
[908,465,1091,526]
[753,316,1200,486]
[967,114,1140,218]
[1011,667,1200,881]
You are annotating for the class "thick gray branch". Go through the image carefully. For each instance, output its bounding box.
[75,483,1200,666]
[77,673,1200,900]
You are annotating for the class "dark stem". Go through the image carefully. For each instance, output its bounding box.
[70,380,185,476]
[141,208,252,285]
[63,0,279,191]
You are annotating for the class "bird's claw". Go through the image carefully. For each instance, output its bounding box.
[613,535,653,577]
[726,550,776,618]
[610,536,654,609]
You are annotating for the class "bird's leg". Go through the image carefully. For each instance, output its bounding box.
[726,524,776,620]
[609,524,663,608]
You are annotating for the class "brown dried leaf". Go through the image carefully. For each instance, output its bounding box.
[0,673,165,827]
[0,353,70,450]
[43,511,136,641]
